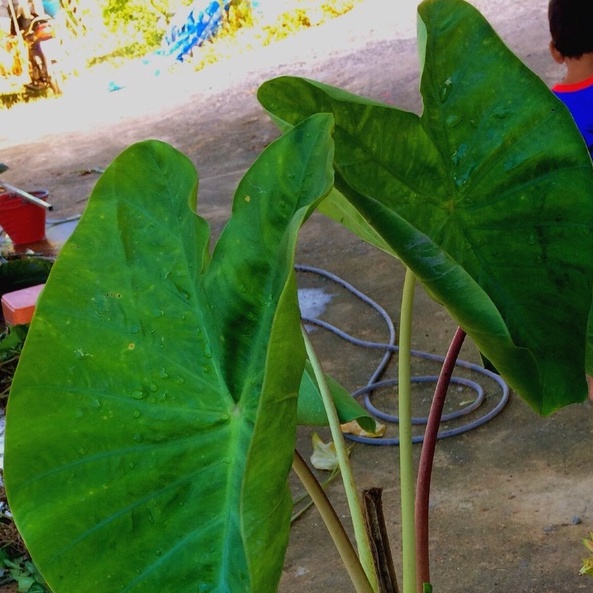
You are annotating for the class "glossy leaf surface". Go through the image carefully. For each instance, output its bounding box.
[258,0,593,414]
[5,114,334,593]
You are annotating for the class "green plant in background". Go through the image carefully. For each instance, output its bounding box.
[102,0,171,48]
[0,482,48,593]
[0,258,53,299]
[189,0,360,72]
[225,0,256,31]
[0,325,27,404]
[0,552,49,593]
[4,1,593,593]
[258,0,358,45]
[91,0,195,62]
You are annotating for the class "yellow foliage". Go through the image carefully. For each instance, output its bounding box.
[190,0,361,71]
[580,532,593,577]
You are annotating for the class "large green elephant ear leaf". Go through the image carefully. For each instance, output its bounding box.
[5,114,335,593]
[258,0,593,415]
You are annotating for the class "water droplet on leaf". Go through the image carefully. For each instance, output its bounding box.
[131,389,147,400]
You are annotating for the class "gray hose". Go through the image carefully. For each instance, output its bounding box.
[295,264,510,445]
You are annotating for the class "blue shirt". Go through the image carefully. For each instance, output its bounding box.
[553,76,593,156]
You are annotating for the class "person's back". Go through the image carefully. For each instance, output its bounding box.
[549,0,593,156]
[549,0,593,402]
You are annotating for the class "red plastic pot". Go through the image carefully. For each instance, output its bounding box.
[0,190,49,245]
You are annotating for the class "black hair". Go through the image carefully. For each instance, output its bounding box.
[549,0,593,58]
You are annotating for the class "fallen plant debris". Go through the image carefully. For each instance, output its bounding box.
[0,480,26,559]
[0,356,17,410]
[0,328,42,592]
[580,533,593,577]
[0,476,49,593]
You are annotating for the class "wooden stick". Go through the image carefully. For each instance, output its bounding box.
[363,487,400,593]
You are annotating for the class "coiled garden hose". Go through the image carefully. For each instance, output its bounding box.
[295,264,510,445]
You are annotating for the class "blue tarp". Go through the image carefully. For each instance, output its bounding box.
[157,0,232,62]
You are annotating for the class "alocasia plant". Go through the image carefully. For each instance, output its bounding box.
[6,1,593,593]
[257,0,593,591]
[258,0,593,416]
[4,113,364,593]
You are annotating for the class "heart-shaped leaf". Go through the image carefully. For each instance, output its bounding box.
[257,0,593,414]
[5,113,335,593]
